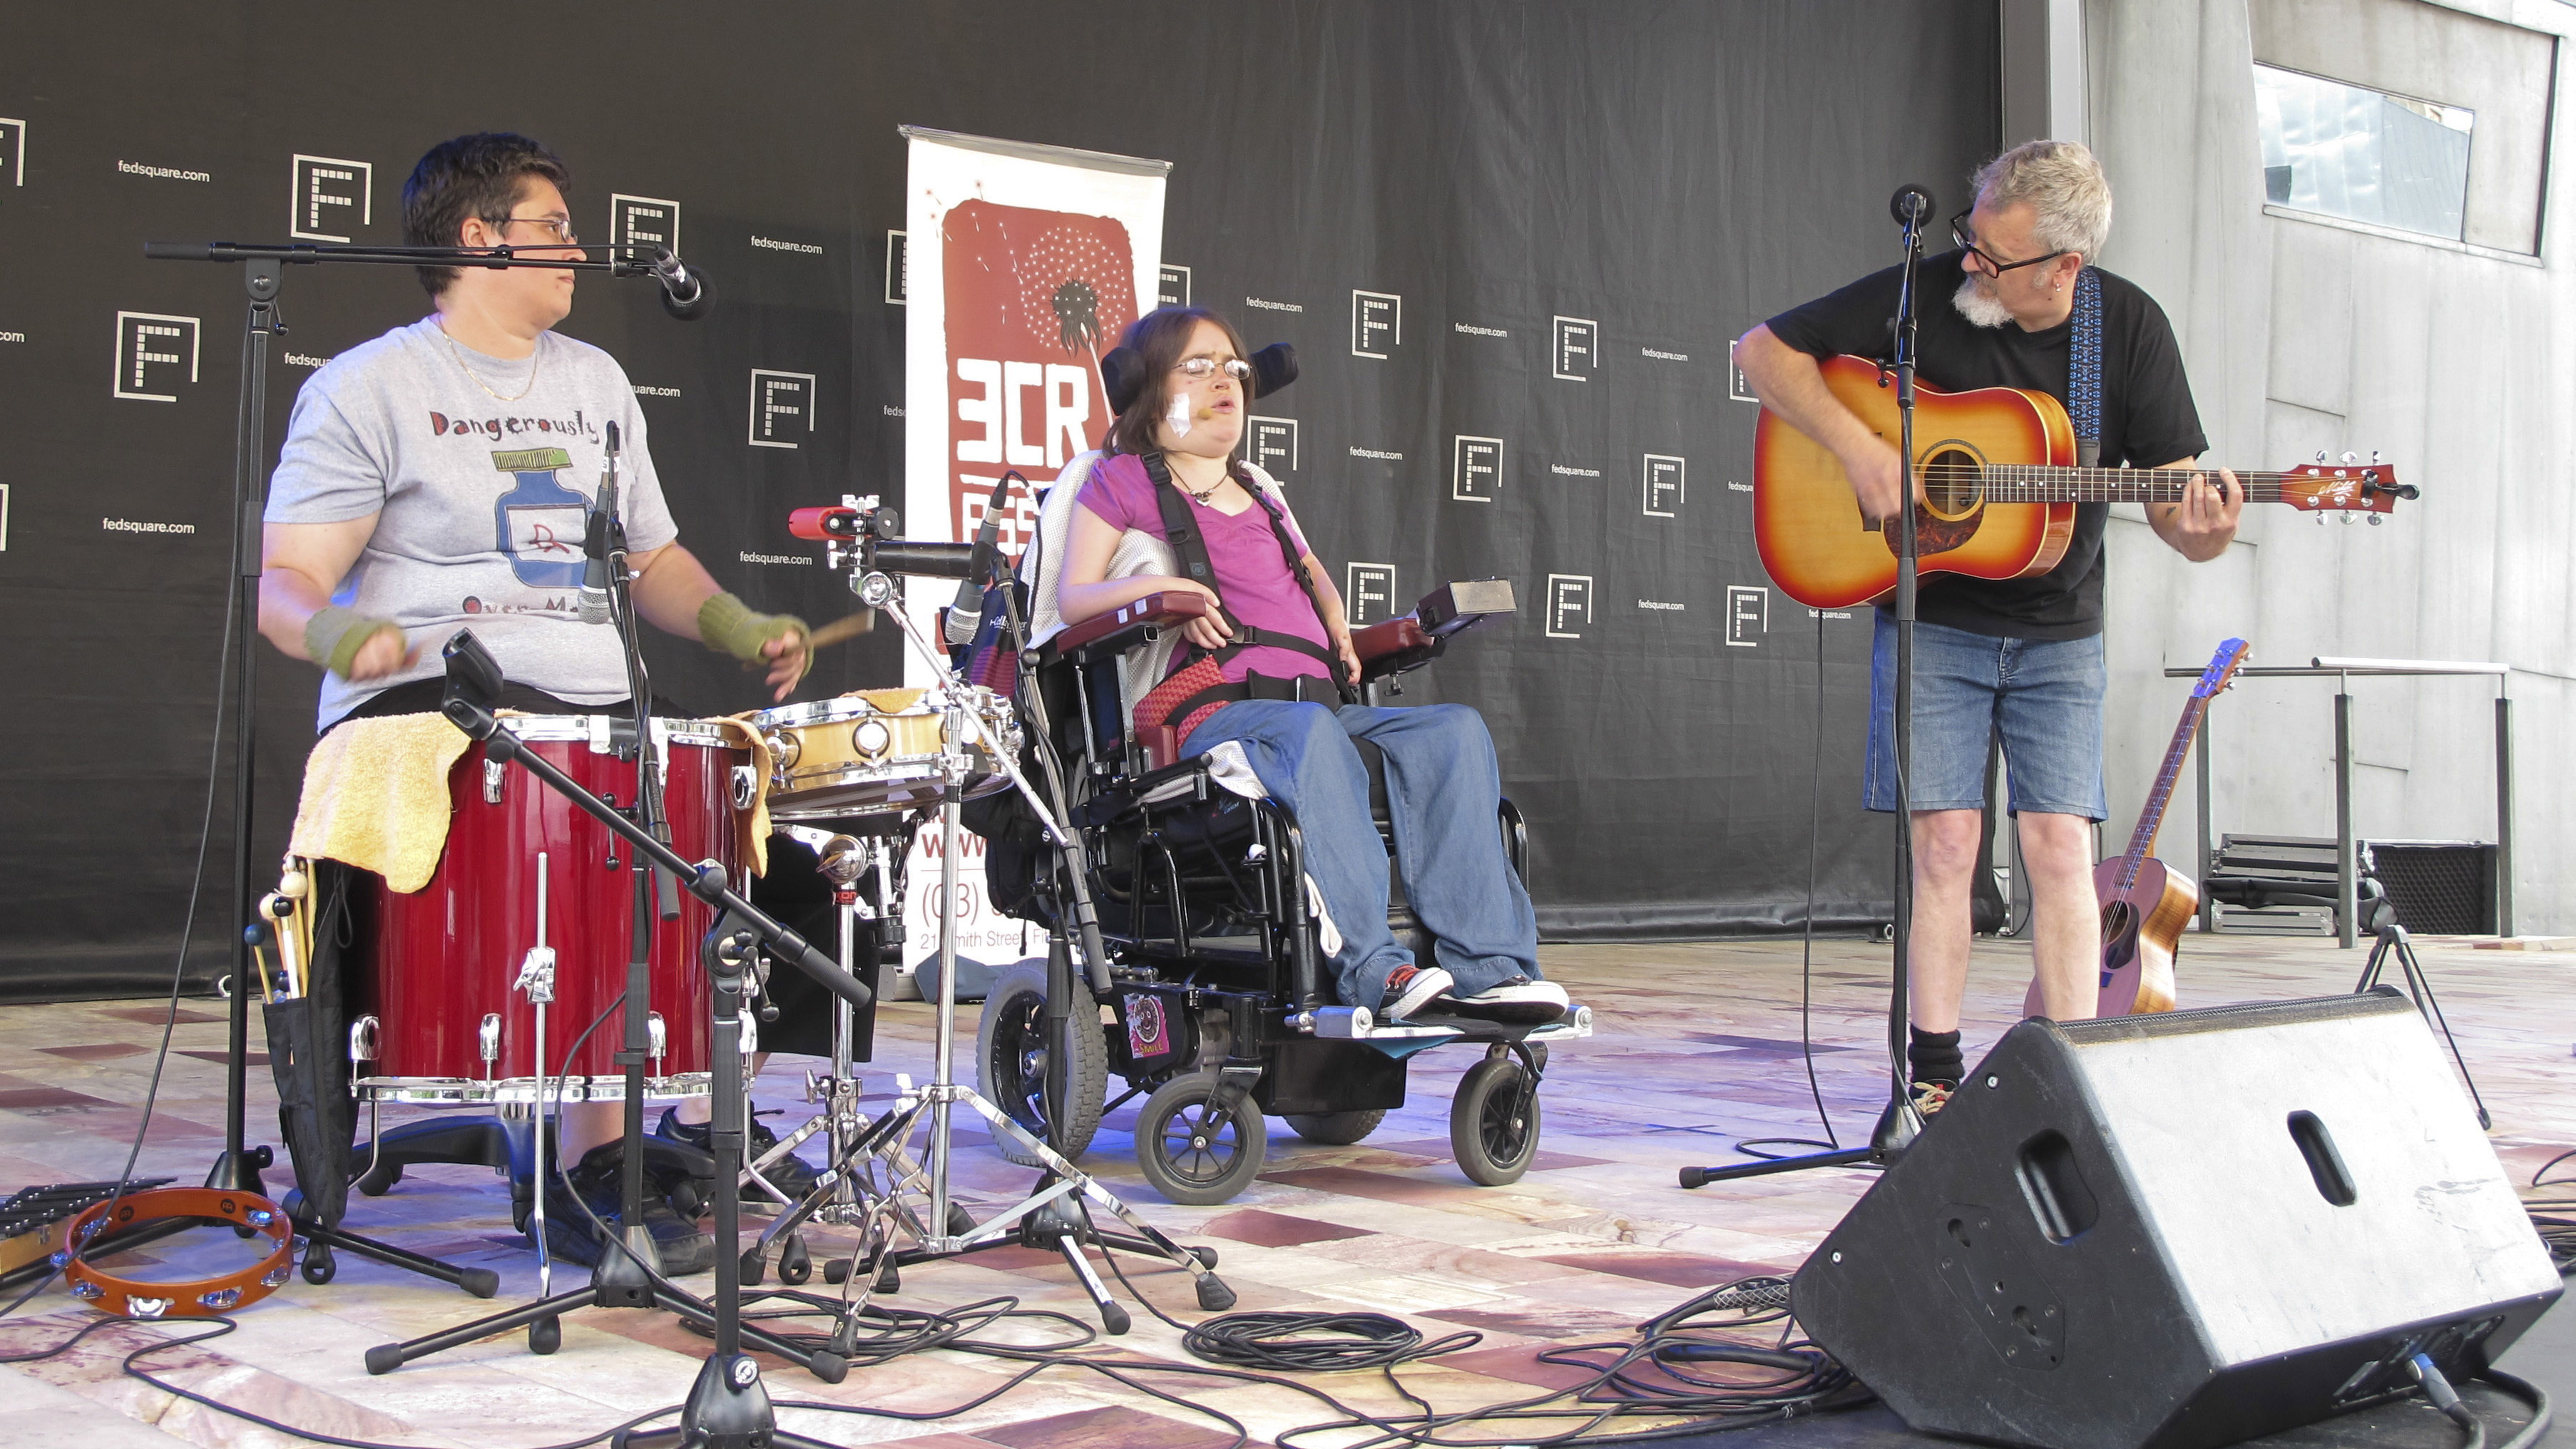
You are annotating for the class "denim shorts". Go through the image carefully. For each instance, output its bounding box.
[1863,611,2107,820]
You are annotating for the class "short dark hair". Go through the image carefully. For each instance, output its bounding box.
[401,133,573,296]
[1104,305,1253,459]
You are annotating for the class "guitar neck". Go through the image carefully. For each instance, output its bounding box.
[2116,696,2209,887]
[1978,466,2307,503]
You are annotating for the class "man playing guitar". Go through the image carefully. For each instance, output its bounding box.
[1733,140,2242,1114]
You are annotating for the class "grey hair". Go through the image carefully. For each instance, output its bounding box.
[1971,140,2112,265]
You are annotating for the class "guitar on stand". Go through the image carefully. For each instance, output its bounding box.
[2025,638,2250,1019]
[1752,354,2413,608]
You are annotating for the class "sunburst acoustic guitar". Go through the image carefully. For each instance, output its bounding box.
[1752,354,2414,609]
[2020,638,2249,1020]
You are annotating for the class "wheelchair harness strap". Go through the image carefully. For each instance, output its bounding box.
[1137,451,1355,744]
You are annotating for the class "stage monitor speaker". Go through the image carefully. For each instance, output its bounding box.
[1792,990,2559,1449]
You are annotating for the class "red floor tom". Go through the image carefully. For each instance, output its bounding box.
[349,715,753,1105]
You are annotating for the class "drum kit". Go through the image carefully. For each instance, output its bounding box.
[342,487,1228,1433]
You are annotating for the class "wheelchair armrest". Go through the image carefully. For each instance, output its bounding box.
[1351,616,1443,682]
[1043,591,1211,666]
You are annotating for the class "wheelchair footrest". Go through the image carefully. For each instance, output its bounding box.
[1291,1003,1591,1044]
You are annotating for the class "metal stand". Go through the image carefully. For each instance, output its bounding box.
[2355,905,2492,1130]
[368,635,871,1410]
[1683,188,1936,1189]
[769,578,1232,1333]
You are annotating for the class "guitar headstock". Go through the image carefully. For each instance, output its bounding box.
[2194,638,2250,697]
[2281,457,2414,513]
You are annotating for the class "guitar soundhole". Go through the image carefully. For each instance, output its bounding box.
[1921,448,1983,519]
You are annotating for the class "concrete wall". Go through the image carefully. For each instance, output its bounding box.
[2074,0,2572,934]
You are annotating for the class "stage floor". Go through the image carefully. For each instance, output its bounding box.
[2,932,2568,1449]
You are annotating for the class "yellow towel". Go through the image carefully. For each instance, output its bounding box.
[840,686,926,714]
[288,715,471,894]
[700,716,772,878]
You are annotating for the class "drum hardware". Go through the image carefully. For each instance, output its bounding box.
[516,856,559,1294]
[727,553,1232,1332]
[372,631,872,1448]
[478,1015,502,1074]
[484,758,507,804]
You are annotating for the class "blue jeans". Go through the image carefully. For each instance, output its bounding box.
[1864,612,2107,821]
[1182,701,1540,1011]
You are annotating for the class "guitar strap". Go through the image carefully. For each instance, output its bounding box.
[2068,266,2105,468]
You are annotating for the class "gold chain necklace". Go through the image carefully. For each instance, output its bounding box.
[440,323,541,403]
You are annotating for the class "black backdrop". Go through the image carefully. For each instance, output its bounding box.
[0,1,1998,1000]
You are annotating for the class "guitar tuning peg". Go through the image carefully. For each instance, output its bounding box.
[2316,513,2328,525]
[2370,451,2381,464]
[2368,515,2384,526]
[2315,450,2329,463]
[2340,451,2357,464]
[2341,513,2355,524]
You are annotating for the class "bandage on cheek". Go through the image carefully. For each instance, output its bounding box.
[1165,389,1193,440]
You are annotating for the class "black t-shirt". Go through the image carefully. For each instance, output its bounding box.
[1764,251,2208,640]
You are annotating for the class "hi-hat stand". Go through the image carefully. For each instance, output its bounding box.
[143,234,679,1295]
[762,563,1234,1335]
[1683,185,1940,1189]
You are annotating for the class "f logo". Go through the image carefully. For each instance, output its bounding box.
[1552,317,1599,382]
[0,119,24,189]
[1726,585,1769,647]
[1159,265,1192,309]
[1729,340,1759,404]
[885,230,908,304]
[290,155,372,242]
[1545,575,1593,640]
[612,195,682,264]
[1249,416,1299,476]
[115,312,200,402]
[1453,436,1503,503]
[1351,290,1401,359]
[749,369,816,449]
[1642,454,1685,518]
[1344,563,1397,627]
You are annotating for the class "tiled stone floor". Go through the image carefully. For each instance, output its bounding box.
[1,933,2568,1448]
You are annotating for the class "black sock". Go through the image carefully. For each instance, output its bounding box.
[1908,1026,1964,1087]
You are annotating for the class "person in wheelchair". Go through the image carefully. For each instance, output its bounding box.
[1054,306,1565,1025]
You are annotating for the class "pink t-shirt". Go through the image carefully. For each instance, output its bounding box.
[1075,453,1332,685]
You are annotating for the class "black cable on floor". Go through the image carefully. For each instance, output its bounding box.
[1182,1310,1480,1373]
[1737,612,1840,1161]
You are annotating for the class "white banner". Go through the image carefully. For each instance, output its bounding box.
[896,127,1167,977]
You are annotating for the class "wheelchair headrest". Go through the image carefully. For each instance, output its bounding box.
[1100,342,1297,416]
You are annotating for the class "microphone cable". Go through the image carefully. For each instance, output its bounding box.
[1735,609,1843,1159]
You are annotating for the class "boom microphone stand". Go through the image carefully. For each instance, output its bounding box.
[142,234,681,1292]
[1684,185,1936,1189]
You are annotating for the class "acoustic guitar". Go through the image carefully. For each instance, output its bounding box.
[1752,354,2413,608]
[2023,638,2249,1019]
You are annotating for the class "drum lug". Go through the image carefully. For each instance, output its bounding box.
[483,759,506,804]
[648,1012,668,1063]
[731,765,760,811]
[478,1014,503,1067]
[514,947,558,1005]
[348,1015,379,1063]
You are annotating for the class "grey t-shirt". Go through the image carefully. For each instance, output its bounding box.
[267,317,678,728]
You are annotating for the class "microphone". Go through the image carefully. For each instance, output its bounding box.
[946,472,1020,645]
[578,421,620,625]
[1891,184,1936,230]
[649,247,713,322]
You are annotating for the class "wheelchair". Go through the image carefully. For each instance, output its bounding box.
[964,462,1592,1206]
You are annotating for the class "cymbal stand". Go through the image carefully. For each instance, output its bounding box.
[780,575,1235,1334]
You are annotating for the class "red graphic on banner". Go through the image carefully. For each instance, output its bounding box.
[942,199,1138,551]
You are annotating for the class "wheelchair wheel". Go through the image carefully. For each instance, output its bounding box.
[1135,1074,1267,1206]
[1283,1110,1387,1146]
[974,961,1108,1167]
[1449,1056,1542,1186]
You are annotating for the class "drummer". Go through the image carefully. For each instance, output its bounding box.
[257,132,817,1274]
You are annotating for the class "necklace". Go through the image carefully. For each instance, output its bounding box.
[1174,464,1231,504]
[440,322,541,403]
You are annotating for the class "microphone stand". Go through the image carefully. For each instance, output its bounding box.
[1682,190,1932,1187]
[138,236,710,1319]
[369,635,861,1447]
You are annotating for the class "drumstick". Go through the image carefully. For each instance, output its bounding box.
[807,611,874,648]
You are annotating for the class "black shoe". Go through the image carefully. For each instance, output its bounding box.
[535,1142,715,1275]
[655,1107,822,1204]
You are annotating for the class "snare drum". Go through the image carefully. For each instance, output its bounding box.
[753,687,1020,820]
[350,715,752,1105]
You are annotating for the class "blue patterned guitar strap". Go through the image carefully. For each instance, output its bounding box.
[2069,266,2105,468]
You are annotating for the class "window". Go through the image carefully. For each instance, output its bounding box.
[2256,63,2475,242]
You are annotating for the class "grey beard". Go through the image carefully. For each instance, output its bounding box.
[1952,275,2013,329]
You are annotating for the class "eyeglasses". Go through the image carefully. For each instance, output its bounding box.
[489,215,580,246]
[1172,356,1252,383]
[1948,210,2063,275]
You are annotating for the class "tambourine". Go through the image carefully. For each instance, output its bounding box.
[56,1187,295,1319]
